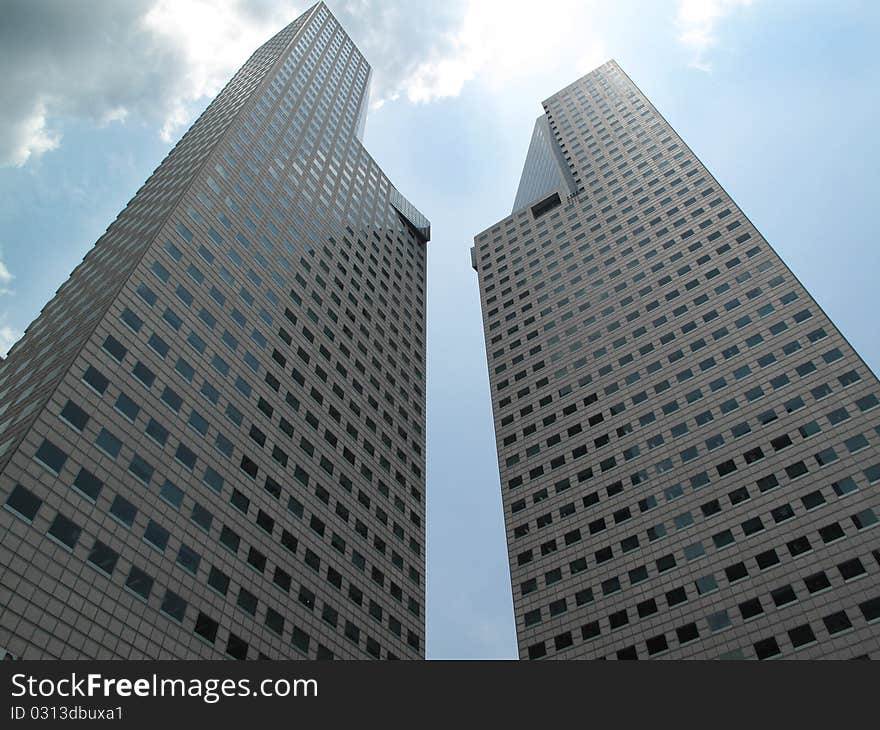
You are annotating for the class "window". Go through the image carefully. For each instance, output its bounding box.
[219,526,240,554]
[125,566,154,600]
[208,566,230,596]
[128,454,154,485]
[804,571,831,594]
[609,609,629,630]
[194,612,219,644]
[852,509,878,530]
[819,522,845,543]
[822,611,852,635]
[191,503,213,532]
[146,419,169,446]
[695,574,718,595]
[859,597,880,623]
[160,591,187,622]
[754,637,781,660]
[176,545,201,575]
[581,621,600,641]
[666,586,687,606]
[635,598,657,619]
[801,490,826,510]
[676,622,699,645]
[95,429,122,458]
[832,477,858,497]
[788,624,816,649]
[838,557,866,581]
[771,585,797,607]
[102,334,127,361]
[739,597,763,621]
[787,535,811,557]
[292,626,311,654]
[159,480,184,508]
[60,400,89,431]
[34,439,67,474]
[266,608,285,636]
[646,634,668,656]
[133,361,155,388]
[528,642,547,659]
[109,495,136,526]
[238,588,258,616]
[47,513,81,549]
[706,610,731,632]
[115,393,140,421]
[85,540,118,575]
[5,484,42,522]
[83,366,109,394]
[143,520,169,552]
[742,516,764,536]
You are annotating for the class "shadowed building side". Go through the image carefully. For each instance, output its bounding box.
[0,1,429,660]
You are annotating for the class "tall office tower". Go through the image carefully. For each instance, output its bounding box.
[473,60,880,660]
[0,2,429,660]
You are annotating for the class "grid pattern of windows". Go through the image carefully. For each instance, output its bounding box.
[0,2,428,661]
[473,60,880,660]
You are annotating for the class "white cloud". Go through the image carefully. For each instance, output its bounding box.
[0,324,21,359]
[0,0,756,166]
[141,0,305,142]
[676,0,754,71]
[0,0,306,166]
[0,258,13,296]
[0,0,612,161]
[0,259,19,357]
[381,0,606,106]
[3,100,61,168]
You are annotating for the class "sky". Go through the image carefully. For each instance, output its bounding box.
[0,0,878,659]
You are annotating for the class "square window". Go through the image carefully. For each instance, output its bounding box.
[143,520,169,552]
[771,584,797,607]
[739,597,763,621]
[695,574,718,595]
[804,571,831,594]
[706,610,731,632]
[676,622,699,645]
[47,513,81,549]
[125,566,154,600]
[194,612,219,644]
[86,540,118,575]
[34,439,67,474]
[754,637,781,660]
[822,611,852,635]
[788,624,816,649]
[95,429,122,459]
[852,509,878,530]
[160,590,187,622]
[60,400,89,431]
[5,484,42,522]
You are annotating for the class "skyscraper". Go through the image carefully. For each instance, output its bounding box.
[0,2,429,660]
[473,60,880,659]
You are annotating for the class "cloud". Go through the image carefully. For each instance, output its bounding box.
[0,0,751,166]
[0,259,13,296]
[352,0,607,107]
[676,0,754,71]
[0,258,18,357]
[0,0,308,166]
[0,0,613,162]
[329,0,466,108]
[0,324,21,359]
[141,0,312,142]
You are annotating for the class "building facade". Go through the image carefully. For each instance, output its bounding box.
[0,2,429,660]
[473,60,880,659]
